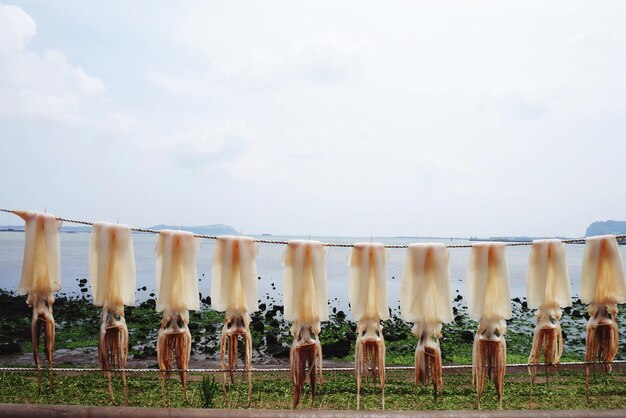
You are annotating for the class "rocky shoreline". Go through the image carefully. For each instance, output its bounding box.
[0,287,624,367]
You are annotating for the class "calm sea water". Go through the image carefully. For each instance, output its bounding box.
[1,231,622,313]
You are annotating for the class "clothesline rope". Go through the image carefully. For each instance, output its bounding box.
[2,208,625,249]
[0,360,624,373]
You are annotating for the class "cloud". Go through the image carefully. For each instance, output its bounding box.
[475,87,549,121]
[147,31,369,95]
[497,91,549,120]
[162,121,254,170]
[3,2,626,237]
[146,70,212,96]
[0,3,36,54]
[291,32,369,82]
[569,21,625,51]
[0,3,105,124]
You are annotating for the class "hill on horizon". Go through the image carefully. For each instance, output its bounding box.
[585,220,626,237]
[0,223,239,235]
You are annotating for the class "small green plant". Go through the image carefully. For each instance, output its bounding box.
[201,375,219,408]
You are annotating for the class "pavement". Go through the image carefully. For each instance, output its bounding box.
[0,405,625,418]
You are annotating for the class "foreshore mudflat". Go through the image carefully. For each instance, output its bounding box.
[1,289,621,367]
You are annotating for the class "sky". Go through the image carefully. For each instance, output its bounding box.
[1,1,625,238]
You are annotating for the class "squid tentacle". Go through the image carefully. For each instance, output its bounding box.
[528,308,564,404]
[585,304,619,403]
[98,306,129,404]
[472,320,506,410]
[413,323,444,400]
[219,311,253,405]
[290,323,323,409]
[355,320,386,411]
[30,294,55,393]
[157,310,192,404]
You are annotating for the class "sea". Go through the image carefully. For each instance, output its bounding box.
[1,231,623,314]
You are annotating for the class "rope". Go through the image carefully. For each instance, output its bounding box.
[1,208,625,249]
[0,360,624,374]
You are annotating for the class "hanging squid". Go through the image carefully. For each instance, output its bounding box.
[211,235,258,404]
[14,210,62,393]
[283,240,328,409]
[467,242,511,410]
[349,242,388,410]
[580,235,626,402]
[400,243,452,400]
[155,230,199,403]
[525,239,571,402]
[89,222,136,404]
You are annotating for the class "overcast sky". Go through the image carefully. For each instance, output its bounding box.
[1,1,625,237]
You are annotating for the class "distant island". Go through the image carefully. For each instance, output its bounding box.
[0,223,239,236]
[467,220,626,245]
[585,220,626,237]
[2,220,624,242]
[468,236,568,242]
[147,224,239,235]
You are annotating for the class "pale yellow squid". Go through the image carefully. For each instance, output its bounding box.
[400,243,452,400]
[89,222,136,404]
[14,210,61,393]
[283,240,328,409]
[580,235,626,403]
[467,242,511,410]
[525,239,571,403]
[155,230,199,403]
[211,235,258,405]
[349,243,388,410]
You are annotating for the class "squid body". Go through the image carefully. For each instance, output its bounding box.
[349,243,388,410]
[15,210,61,392]
[155,230,199,402]
[89,222,136,403]
[283,240,328,409]
[526,239,571,401]
[467,242,511,409]
[580,235,626,401]
[211,235,258,404]
[400,243,452,399]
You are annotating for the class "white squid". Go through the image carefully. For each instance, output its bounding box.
[89,222,136,404]
[525,239,570,402]
[400,243,452,400]
[211,235,258,404]
[348,243,388,410]
[15,210,61,393]
[155,230,199,403]
[283,240,328,409]
[467,242,511,410]
[580,235,626,402]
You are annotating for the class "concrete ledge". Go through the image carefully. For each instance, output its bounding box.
[0,404,625,418]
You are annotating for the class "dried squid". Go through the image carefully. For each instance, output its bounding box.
[525,239,570,402]
[349,243,388,410]
[467,242,511,409]
[580,235,626,402]
[89,222,136,404]
[211,235,258,404]
[155,230,199,403]
[283,240,328,409]
[400,243,452,400]
[15,210,61,392]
